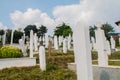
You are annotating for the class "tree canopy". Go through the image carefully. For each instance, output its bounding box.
[0,30,4,35]
[89,25,97,38]
[13,30,23,43]
[89,23,114,41]
[54,23,73,37]
[24,25,38,37]
[37,25,47,37]
[102,23,114,40]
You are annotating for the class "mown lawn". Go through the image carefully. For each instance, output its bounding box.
[0,50,76,80]
[1,50,120,80]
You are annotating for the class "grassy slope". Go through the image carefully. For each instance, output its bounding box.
[1,50,120,80]
[0,50,76,80]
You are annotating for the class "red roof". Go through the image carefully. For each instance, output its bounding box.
[115,20,120,25]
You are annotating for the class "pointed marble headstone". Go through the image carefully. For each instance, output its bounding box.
[110,36,115,50]
[63,38,67,53]
[39,36,42,42]
[2,30,6,45]
[30,30,34,58]
[10,29,14,45]
[39,45,46,71]
[68,34,71,50]
[54,36,58,50]
[45,34,49,48]
[106,40,111,55]
[91,37,96,50]
[73,21,93,80]
[34,33,38,52]
[23,33,25,44]
[58,36,63,46]
[95,23,108,66]
[19,38,27,56]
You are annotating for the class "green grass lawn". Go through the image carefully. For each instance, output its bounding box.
[1,50,120,80]
[0,50,76,80]
[0,65,76,80]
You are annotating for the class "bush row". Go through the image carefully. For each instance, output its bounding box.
[0,45,23,58]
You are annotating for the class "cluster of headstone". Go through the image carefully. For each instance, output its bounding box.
[1,21,120,80]
[53,34,72,53]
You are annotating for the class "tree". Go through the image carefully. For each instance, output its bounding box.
[89,25,97,38]
[37,25,47,38]
[89,23,114,41]
[13,30,23,43]
[0,30,4,35]
[24,25,38,37]
[54,23,73,37]
[6,29,11,44]
[102,23,114,41]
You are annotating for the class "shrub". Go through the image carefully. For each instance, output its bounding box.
[109,51,120,59]
[0,45,23,58]
[91,51,98,60]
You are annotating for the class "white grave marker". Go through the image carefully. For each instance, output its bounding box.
[63,38,67,53]
[73,21,93,80]
[54,36,58,50]
[39,45,46,71]
[30,30,34,58]
[95,23,108,66]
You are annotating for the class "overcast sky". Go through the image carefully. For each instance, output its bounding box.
[0,0,120,34]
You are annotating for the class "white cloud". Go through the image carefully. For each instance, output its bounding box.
[53,0,120,31]
[10,8,55,34]
[0,22,7,29]
[10,0,120,34]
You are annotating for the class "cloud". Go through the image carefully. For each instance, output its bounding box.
[0,22,7,29]
[53,0,120,31]
[10,8,55,34]
[10,0,120,34]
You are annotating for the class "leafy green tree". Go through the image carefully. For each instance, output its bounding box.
[6,29,12,44]
[37,25,47,38]
[13,30,23,43]
[54,23,73,37]
[89,23,114,41]
[0,30,4,35]
[24,25,38,37]
[89,25,97,38]
[6,29,23,43]
[102,23,114,41]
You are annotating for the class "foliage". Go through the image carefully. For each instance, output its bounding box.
[0,45,23,58]
[5,29,23,43]
[0,65,76,80]
[91,51,98,60]
[0,29,4,35]
[24,25,38,37]
[0,50,76,80]
[1,49,120,79]
[37,25,47,38]
[109,51,120,59]
[6,29,12,44]
[54,23,73,37]
[13,30,23,43]
[92,51,120,60]
[89,23,114,41]
[89,26,97,38]
[34,50,74,68]
[102,23,114,41]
